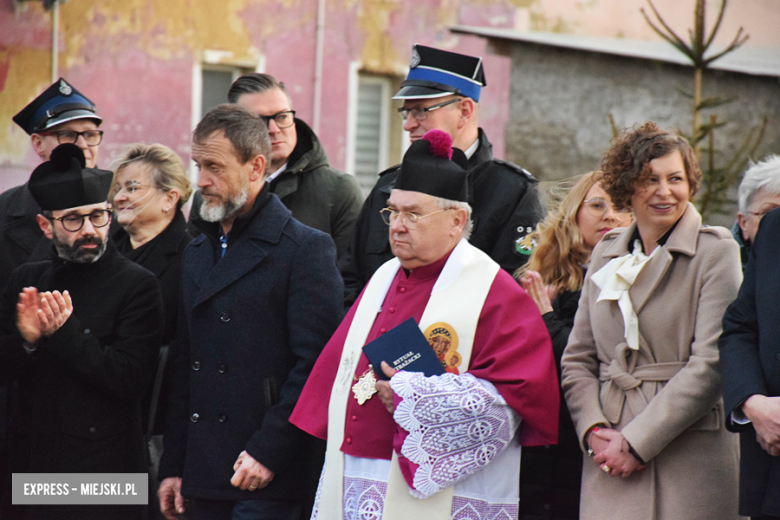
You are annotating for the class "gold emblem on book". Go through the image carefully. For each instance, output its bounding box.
[352,365,377,405]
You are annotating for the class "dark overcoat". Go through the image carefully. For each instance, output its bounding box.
[158,192,343,503]
[720,207,780,518]
[0,184,50,292]
[342,128,546,305]
[0,243,163,519]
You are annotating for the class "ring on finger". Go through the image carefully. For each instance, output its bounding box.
[602,465,611,473]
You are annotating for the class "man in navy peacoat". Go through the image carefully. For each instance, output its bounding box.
[157,104,343,520]
[720,207,780,519]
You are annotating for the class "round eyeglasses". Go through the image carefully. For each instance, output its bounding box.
[397,98,460,122]
[380,207,453,229]
[259,110,296,129]
[39,129,104,146]
[582,198,632,222]
[49,209,111,232]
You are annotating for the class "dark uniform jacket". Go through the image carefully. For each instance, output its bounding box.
[0,243,163,520]
[189,119,363,267]
[720,207,780,518]
[342,128,546,305]
[158,189,343,503]
[0,184,51,293]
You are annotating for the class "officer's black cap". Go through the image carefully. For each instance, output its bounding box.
[393,44,486,102]
[13,78,102,136]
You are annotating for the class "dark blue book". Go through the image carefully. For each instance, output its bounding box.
[362,317,446,381]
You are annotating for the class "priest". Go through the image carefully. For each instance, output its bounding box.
[290,129,559,520]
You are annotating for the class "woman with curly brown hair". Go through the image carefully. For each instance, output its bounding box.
[517,171,630,519]
[561,122,742,519]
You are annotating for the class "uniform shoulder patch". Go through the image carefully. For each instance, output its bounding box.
[514,225,537,256]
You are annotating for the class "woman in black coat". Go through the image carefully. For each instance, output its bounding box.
[110,143,194,518]
[516,172,631,519]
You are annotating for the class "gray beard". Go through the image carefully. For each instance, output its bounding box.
[52,234,108,263]
[199,183,249,223]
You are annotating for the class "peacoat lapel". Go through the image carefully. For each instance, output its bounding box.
[189,195,291,308]
[628,203,701,314]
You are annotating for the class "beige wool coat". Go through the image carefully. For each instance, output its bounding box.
[561,203,742,520]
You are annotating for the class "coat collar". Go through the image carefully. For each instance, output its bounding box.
[599,202,701,313]
[270,118,329,200]
[187,194,292,307]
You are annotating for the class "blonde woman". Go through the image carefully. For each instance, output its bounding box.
[517,172,630,519]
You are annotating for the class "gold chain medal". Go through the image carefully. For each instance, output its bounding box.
[352,364,378,405]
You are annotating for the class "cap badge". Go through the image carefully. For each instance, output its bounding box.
[409,48,421,69]
[58,79,73,96]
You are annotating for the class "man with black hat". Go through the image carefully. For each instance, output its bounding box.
[342,44,546,305]
[0,78,104,293]
[291,129,559,520]
[0,144,163,520]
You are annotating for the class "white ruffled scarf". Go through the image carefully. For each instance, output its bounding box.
[590,239,657,350]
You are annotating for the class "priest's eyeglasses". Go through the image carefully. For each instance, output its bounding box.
[39,129,104,146]
[380,207,452,229]
[397,99,460,121]
[49,209,112,232]
[582,198,632,222]
[260,111,296,129]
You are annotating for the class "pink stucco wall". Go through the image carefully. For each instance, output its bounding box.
[0,0,776,193]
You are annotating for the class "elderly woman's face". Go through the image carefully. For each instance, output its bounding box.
[630,151,689,236]
[112,162,169,230]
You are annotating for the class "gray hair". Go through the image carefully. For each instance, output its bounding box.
[193,104,270,166]
[434,196,473,239]
[738,155,780,214]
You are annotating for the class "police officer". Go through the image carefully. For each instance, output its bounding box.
[342,44,546,305]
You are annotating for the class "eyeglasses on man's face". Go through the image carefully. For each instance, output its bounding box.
[39,129,104,146]
[49,209,111,232]
[260,111,296,129]
[380,207,453,229]
[397,98,461,122]
[582,198,632,222]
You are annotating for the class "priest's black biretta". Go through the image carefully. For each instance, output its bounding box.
[395,129,469,203]
[28,144,113,211]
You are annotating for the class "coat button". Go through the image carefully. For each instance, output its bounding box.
[218,364,227,374]
[191,413,200,422]
[345,437,352,444]
[389,307,395,313]
[351,415,357,421]
[84,329,91,334]
[380,328,387,334]
[399,287,406,293]
[218,414,227,423]
[220,312,231,322]
[89,427,96,434]
[192,361,201,371]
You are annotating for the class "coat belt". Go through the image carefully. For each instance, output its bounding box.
[598,343,686,424]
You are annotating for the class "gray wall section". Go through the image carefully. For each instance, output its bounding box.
[504,43,780,224]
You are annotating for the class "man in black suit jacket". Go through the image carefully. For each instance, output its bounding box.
[157,104,342,520]
[720,207,780,519]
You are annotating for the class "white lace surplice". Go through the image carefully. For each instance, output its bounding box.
[312,372,522,520]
